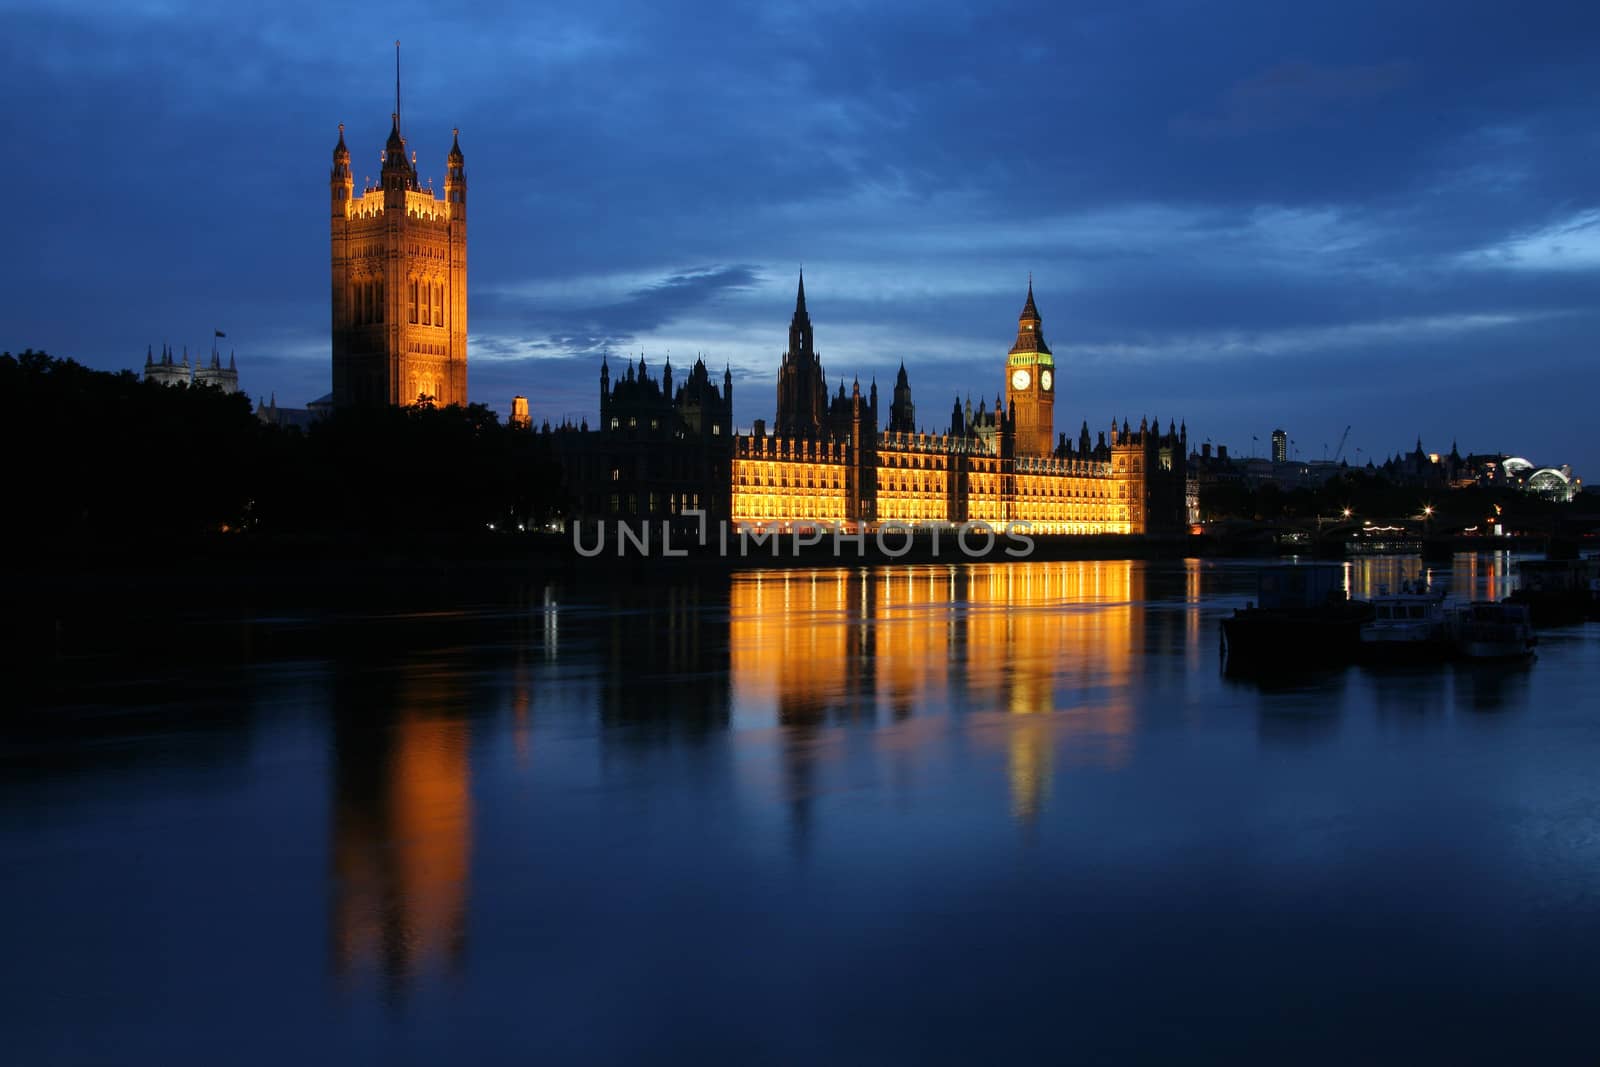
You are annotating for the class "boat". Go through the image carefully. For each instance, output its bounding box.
[1222,564,1372,672]
[1359,581,1451,663]
[1508,557,1600,626]
[1450,601,1537,660]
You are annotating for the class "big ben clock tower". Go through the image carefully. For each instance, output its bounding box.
[1005,280,1055,456]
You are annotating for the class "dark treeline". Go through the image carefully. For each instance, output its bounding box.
[1,351,568,559]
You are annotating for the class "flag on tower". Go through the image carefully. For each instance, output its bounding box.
[215,329,226,338]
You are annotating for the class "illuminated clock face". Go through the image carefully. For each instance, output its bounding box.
[1040,369,1053,392]
[1011,368,1031,391]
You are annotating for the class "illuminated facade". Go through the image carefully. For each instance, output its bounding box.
[329,80,467,408]
[562,276,1192,535]
[724,277,1190,535]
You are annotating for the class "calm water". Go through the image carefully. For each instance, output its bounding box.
[5,555,1600,1064]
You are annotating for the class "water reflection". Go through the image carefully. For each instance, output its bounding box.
[7,555,1594,1064]
[1452,659,1534,713]
[329,664,472,996]
[727,562,1143,825]
[595,581,731,742]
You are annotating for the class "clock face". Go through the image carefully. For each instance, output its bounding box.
[1011,368,1031,391]
[1040,369,1053,392]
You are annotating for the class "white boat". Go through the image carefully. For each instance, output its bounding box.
[1451,601,1537,661]
[1360,582,1451,662]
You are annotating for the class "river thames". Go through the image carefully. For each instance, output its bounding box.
[5,554,1599,1063]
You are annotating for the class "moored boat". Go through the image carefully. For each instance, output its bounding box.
[1222,564,1372,672]
[1451,601,1537,660]
[1508,557,1600,626]
[1359,582,1451,663]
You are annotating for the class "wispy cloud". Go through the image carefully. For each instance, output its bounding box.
[1456,209,1600,272]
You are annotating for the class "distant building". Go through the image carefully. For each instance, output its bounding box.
[1270,428,1287,464]
[257,392,334,430]
[1524,464,1580,502]
[143,343,239,394]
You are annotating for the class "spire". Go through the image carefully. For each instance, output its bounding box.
[228,350,236,371]
[383,110,407,180]
[394,40,402,137]
[796,268,807,315]
[1008,278,1050,358]
[333,122,349,164]
[145,345,153,367]
[448,127,464,162]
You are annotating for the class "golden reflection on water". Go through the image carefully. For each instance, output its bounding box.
[1345,552,1520,601]
[729,561,1142,823]
[331,667,472,991]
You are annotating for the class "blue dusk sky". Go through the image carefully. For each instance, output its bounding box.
[4,0,1597,475]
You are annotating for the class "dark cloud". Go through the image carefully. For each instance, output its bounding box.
[475,264,761,360]
[3,0,1599,475]
[1172,60,1413,139]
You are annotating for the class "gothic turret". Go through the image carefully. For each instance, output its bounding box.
[381,113,412,192]
[776,270,828,436]
[331,123,353,217]
[445,128,467,216]
[889,360,916,433]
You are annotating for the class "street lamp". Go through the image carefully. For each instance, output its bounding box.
[1341,507,1352,520]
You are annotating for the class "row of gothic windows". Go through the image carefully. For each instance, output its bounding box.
[737,471,845,490]
[351,280,384,325]
[408,280,447,327]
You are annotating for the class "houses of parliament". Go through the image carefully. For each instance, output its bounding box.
[565,273,1192,535]
[322,72,1190,535]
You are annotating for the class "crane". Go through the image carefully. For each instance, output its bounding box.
[1332,425,1351,465]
